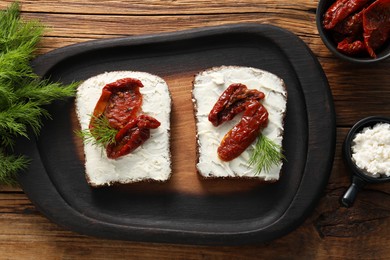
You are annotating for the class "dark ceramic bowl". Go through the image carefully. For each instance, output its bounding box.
[316,0,390,63]
[341,116,390,207]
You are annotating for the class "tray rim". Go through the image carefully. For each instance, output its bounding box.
[18,23,336,245]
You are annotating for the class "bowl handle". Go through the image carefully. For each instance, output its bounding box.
[341,176,366,207]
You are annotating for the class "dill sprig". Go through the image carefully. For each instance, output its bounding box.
[76,115,118,149]
[0,2,44,54]
[0,149,30,186]
[14,78,78,106]
[0,102,49,147]
[0,2,78,185]
[248,134,286,175]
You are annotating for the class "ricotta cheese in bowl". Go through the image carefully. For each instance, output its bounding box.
[341,116,390,207]
[351,122,390,177]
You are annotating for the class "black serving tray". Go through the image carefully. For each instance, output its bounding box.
[16,23,335,245]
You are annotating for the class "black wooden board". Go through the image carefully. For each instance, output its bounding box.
[16,23,336,245]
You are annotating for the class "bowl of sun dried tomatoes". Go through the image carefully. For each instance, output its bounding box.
[316,0,390,63]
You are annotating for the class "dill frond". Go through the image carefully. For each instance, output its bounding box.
[0,84,16,110]
[0,101,50,149]
[0,2,44,54]
[0,150,30,186]
[0,46,37,84]
[14,79,78,106]
[0,130,18,149]
[76,115,118,149]
[248,134,286,175]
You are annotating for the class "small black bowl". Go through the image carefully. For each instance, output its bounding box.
[341,116,390,207]
[316,0,390,63]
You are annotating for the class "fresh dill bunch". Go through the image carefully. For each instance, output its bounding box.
[76,115,118,149]
[248,134,286,175]
[0,2,79,185]
[0,149,30,186]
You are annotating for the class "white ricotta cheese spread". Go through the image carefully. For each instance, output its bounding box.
[192,66,287,181]
[76,71,171,186]
[351,122,390,177]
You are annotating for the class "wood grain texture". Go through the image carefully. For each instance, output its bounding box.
[0,0,317,15]
[1,0,390,258]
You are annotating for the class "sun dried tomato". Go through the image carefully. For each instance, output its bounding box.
[90,78,143,130]
[323,0,370,30]
[208,83,265,127]
[208,83,268,161]
[323,0,390,58]
[106,115,160,159]
[337,38,367,55]
[89,78,160,159]
[363,0,390,58]
[217,101,268,161]
[333,10,364,36]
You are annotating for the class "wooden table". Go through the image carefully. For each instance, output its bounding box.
[1,0,389,259]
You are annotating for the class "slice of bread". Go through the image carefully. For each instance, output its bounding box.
[192,66,287,181]
[75,71,171,187]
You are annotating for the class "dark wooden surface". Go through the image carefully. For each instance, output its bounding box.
[0,0,389,259]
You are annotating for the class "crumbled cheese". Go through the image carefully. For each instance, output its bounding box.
[351,122,390,177]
